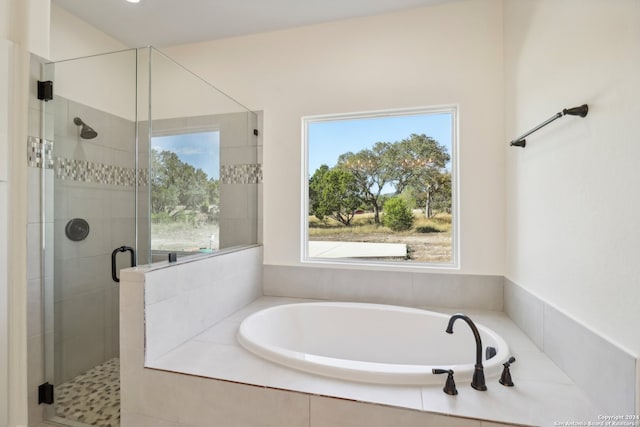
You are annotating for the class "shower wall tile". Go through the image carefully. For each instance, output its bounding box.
[218,218,258,249]
[27,278,42,340]
[110,189,136,219]
[57,289,106,342]
[64,187,106,220]
[44,169,54,222]
[220,147,258,165]
[105,285,120,359]
[50,96,137,385]
[107,115,136,152]
[67,100,107,146]
[53,218,107,261]
[27,167,41,224]
[43,275,54,336]
[110,218,136,251]
[60,331,106,383]
[219,184,249,219]
[113,147,136,170]
[55,255,107,300]
[27,223,41,280]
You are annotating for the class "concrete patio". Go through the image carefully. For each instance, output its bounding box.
[308,241,407,259]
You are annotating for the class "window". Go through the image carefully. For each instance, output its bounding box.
[303,106,457,266]
[150,130,220,253]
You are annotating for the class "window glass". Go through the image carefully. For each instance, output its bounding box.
[151,130,220,253]
[304,107,456,266]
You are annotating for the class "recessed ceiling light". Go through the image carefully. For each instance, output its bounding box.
[126,0,141,3]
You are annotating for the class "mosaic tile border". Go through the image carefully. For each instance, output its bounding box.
[27,136,54,169]
[28,137,259,187]
[221,163,262,184]
[55,157,148,187]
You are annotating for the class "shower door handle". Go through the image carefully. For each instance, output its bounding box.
[112,246,136,283]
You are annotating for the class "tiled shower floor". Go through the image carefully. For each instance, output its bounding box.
[54,358,120,427]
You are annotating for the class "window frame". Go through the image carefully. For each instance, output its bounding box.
[301,105,460,269]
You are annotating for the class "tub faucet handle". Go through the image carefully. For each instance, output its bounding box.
[432,369,458,395]
[499,356,516,387]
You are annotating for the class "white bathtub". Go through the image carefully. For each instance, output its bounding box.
[237,302,510,385]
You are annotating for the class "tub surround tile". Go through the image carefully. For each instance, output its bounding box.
[125,366,310,427]
[144,246,263,361]
[330,268,414,305]
[120,413,196,427]
[139,296,598,426]
[271,368,424,411]
[421,378,599,426]
[503,278,543,349]
[637,358,640,415]
[504,278,637,415]
[412,273,503,310]
[543,304,636,415]
[264,265,335,299]
[121,260,613,426]
[310,395,481,427]
[264,265,504,310]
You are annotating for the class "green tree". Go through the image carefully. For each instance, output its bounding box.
[337,142,395,224]
[382,197,414,231]
[150,148,218,216]
[309,165,360,226]
[388,134,451,218]
[309,164,330,219]
[336,135,451,222]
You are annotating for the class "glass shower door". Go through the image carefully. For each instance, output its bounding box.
[42,48,139,427]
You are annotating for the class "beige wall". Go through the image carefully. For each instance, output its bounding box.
[1,0,51,424]
[163,0,506,274]
[504,0,640,356]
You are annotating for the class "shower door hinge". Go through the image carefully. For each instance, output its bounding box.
[38,382,54,405]
[37,80,53,102]
[253,129,259,136]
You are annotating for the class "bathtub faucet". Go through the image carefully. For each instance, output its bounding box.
[445,314,487,391]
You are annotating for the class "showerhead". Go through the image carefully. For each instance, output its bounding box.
[73,117,98,139]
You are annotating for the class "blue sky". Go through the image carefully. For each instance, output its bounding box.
[307,112,452,176]
[151,131,220,180]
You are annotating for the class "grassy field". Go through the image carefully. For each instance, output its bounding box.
[151,221,219,252]
[309,211,452,263]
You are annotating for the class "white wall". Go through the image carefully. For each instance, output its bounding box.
[49,4,126,61]
[0,36,11,427]
[504,0,640,355]
[1,0,51,424]
[49,4,136,121]
[163,0,506,274]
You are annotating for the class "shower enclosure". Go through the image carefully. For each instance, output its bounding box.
[39,47,259,427]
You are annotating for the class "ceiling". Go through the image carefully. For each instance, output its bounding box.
[52,0,458,48]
